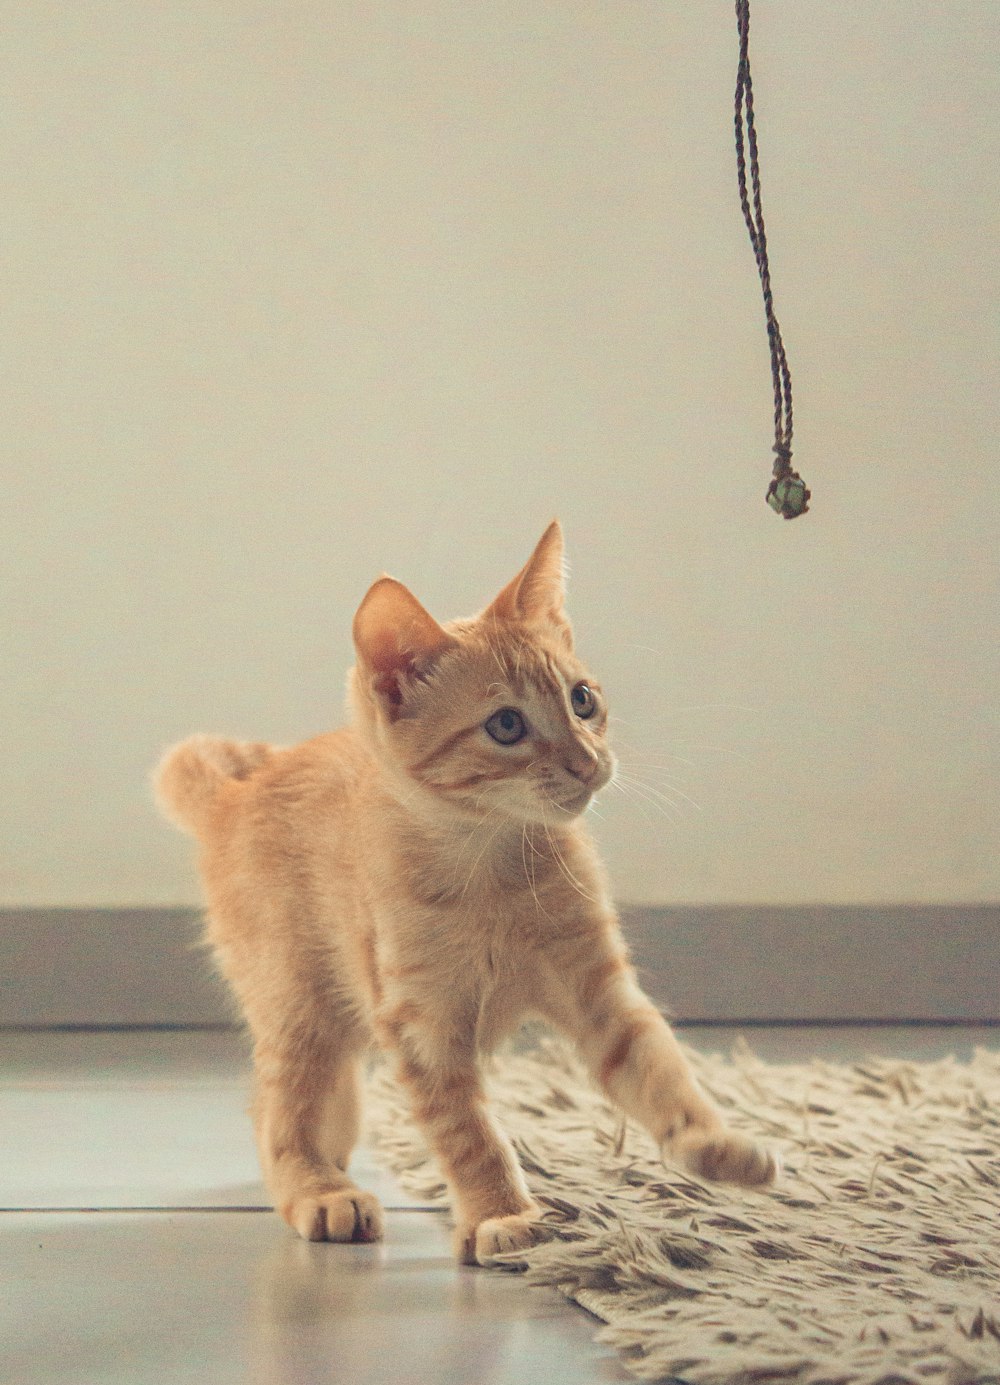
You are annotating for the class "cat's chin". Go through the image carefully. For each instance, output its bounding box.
[535,789,594,822]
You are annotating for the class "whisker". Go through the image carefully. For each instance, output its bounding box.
[456,812,510,908]
[520,823,552,919]
[612,768,695,822]
[613,779,684,824]
[448,800,506,892]
[612,731,751,770]
[541,816,602,904]
[658,741,753,765]
[615,768,704,817]
[621,750,700,771]
[623,747,747,770]
[606,772,666,828]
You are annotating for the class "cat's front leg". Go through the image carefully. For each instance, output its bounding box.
[379,1004,543,1264]
[552,943,777,1188]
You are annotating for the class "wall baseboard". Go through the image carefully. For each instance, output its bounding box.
[622,905,999,1024]
[1,905,997,1027]
[0,909,229,1028]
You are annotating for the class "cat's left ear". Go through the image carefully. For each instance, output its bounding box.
[353,577,456,719]
[484,520,572,643]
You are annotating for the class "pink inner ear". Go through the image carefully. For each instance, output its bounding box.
[353,577,455,717]
[364,626,420,712]
[364,621,413,679]
[373,669,405,707]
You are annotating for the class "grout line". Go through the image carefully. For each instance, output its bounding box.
[0,1022,239,1034]
[0,1206,271,1214]
[673,1017,1000,1028]
[0,1204,447,1215]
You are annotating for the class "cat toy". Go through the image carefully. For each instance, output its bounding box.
[734,0,810,518]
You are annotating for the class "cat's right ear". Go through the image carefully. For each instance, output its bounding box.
[352,577,456,720]
[483,520,572,645]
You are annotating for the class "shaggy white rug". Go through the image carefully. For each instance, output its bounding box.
[365,1034,1000,1385]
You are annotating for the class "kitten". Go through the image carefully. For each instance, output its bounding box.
[154,521,775,1264]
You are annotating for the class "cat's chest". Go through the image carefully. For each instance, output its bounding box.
[383,889,543,1015]
[440,913,539,1047]
[371,825,583,1016]
[429,891,538,973]
[399,830,565,917]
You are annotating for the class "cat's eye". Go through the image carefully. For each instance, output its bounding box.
[571,682,597,719]
[484,707,527,745]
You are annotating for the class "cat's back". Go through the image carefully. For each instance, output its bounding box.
[186,727,378,1017]
[200,725,374,932]
[234,727,371,837]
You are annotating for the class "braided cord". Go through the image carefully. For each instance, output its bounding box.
[734,0,809,518]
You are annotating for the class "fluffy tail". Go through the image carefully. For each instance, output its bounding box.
[153,734,272,836]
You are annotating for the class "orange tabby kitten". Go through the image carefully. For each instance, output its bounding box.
[154,522,775,1264]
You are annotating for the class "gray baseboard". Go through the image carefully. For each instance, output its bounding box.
[1,905,997,1028]
[622,905,999,1025]
[0,909,231,1028]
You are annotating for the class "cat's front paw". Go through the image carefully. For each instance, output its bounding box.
[281,1188,385,1243]
[675,1127,778,1188]
[455,1209,547,1266]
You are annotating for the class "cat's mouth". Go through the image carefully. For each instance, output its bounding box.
[548,787,594,817]
[543,762,613,818]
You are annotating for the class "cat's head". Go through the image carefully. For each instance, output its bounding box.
[348,521,615,827]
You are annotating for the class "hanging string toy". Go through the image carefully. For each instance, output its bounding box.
[734,0,810,519]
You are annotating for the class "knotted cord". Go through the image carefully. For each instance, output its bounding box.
[734,0,810,518]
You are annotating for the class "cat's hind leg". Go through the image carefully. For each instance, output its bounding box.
[252,1039,385,1244]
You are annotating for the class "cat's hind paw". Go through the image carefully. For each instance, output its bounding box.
[283,1188,385,1244]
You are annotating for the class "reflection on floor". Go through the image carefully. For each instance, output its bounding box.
[3,1025,996,1385]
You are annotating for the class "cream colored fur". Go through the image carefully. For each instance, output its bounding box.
[154,522,775,1264]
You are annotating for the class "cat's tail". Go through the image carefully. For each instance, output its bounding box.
[153,735,272,836]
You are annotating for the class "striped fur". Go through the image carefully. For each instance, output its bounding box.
[153,523,775,1264]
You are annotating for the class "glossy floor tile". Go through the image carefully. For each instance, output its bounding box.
[1,1211,628,1385]
[0,1030,430,1212]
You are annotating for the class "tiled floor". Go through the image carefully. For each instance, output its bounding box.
[3,1025,997,1384]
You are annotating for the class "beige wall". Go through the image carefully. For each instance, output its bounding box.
[2,2,997,907]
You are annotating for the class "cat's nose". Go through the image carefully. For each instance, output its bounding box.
[563,747,600,784]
